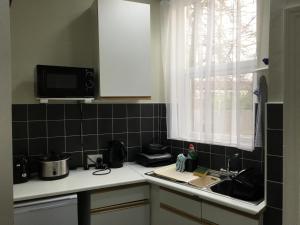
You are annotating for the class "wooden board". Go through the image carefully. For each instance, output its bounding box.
[153,164,199,183]
[188,176,221,188]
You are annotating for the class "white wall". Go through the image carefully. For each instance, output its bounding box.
[268,0,300,102]
[0,0,13,224]
[268,0,286,102]
[10,0,164,104]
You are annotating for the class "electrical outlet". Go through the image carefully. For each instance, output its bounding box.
[87,154,103,165]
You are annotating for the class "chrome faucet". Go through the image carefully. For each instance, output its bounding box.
[220,153,240,177]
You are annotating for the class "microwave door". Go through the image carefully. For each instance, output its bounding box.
[45,73,80,97]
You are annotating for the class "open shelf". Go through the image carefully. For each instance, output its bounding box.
[37,98,95,104]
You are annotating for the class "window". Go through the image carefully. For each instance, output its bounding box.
[161,0,261,150]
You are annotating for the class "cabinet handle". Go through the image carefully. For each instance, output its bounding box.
[201,218,219,225]
[160,203,202,224]
[90,199,149,214]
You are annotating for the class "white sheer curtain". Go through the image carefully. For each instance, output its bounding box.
[161,0,260,150]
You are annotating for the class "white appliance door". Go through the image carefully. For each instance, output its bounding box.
[14,195,78,225]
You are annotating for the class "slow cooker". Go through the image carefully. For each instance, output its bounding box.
[39,153,70,180]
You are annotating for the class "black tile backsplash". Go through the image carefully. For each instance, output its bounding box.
[12,122,28,139]
[82,104,97,119]
[28,104,46,121]
[12,104,27,121]
[98,119,113,134]
[28,121,47,138]
[267,104,283,130]
[267,130,283,156]
[113,118,127,133]
[98,104,112,118]
[66,136,82,152]
[197,152,210,168]
[197,143,210,153]
[127,147,141,162]
[127,104,140,118]
[128,118,140,132]
[263,207,282,225]
[29,138,47,155]
[13,139,28,155]
[141,104,153,117]
[82,119,97,135]
[65,104,81,119]
[141,132,155,145]
[12,103,168,167]
[211,154,226,170]
[48,120,65,137]
[128,132,141,147]
[267,181,283,209]
[47,104,64,120]
[141,118,153,131]
[83,135,98,151]
[242,147,263,161]
[211,145,226,155]
[98,133,113,149]
[265,103,283,225]
[48,137,65,154]
[267,155,283,183]
[66,120,81,136]
[113,104,126,118]
[169,139,264,172]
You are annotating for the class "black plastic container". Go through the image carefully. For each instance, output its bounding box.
[185,159,198,172]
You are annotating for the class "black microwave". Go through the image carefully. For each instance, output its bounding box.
[36,65,97,98]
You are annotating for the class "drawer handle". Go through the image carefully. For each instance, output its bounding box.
[91,199,149,214]
[160,203,202,224]
[201,218,219,225]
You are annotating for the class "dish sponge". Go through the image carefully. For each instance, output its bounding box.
[193,167,209,177]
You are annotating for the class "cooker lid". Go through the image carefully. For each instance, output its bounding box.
[40,153,70,162]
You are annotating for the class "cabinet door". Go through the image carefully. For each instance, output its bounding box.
[158,187,202,225]
[97,0,151,97]
[201,201,261,225]
[91,202,150,225]
[160,202,206,225]
[91,184,149,209]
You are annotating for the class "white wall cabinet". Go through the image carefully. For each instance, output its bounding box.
[90,183,150,225]
[92,0,151,98]
[150,185,262,225]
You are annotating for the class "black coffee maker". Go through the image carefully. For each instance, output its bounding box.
[13,155,29,184]
[107,140,126,168]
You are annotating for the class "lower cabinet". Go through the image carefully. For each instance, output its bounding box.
[201,201,261,225]
[150,185,262,225]
[89,183,262,225]
[159,204,201,225]
[91,201,149,225]
[90,183,150,225]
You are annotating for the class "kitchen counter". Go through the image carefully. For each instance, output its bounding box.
[14,163,266,215]
[14,164,146,202]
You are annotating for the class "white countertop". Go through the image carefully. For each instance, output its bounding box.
[14,163,266,215]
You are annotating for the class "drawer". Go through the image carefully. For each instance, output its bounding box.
[91,200,150,225]
[159,187,201,219]
[159,205,201,225]
[91,183,150,209]
[201,201,260,225]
